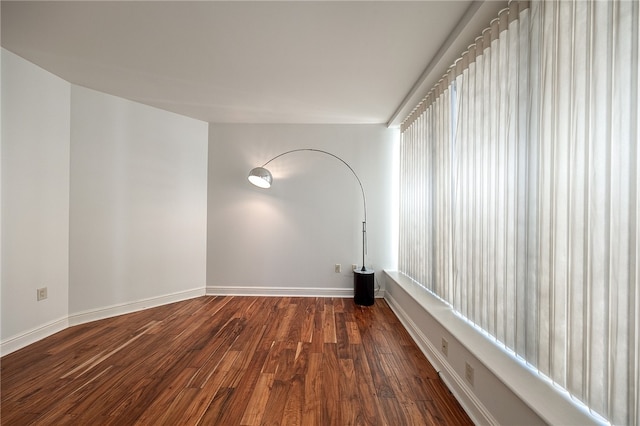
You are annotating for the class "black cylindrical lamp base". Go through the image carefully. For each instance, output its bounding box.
[354,268,375,306]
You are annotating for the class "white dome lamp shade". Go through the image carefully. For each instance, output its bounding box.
[248,167,273,188]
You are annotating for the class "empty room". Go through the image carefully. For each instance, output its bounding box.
[1,1,638,425]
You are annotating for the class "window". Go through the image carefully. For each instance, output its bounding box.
[399,2,639,424]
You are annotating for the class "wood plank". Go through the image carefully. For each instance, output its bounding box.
[345,320,362,345]
[300,298,316,343]
[239,373,274,425]
[323,301,337,343]
[321,343,341,424]
[302,351,323,425]
[281,373,304,425]
[310,305,325,354]
[335,312,351,359]
[350,343,383,425]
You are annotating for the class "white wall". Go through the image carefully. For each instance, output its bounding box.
[69,86,208,316]
[207,124,398,295]
[1,17,3,345]
[1,51,209,354]
[1,49,71,344]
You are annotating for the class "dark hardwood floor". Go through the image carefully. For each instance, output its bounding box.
[1,296,472,425]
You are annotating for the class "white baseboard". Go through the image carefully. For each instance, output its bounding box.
[1,316,69,357]
[206,285,351,297]
[1,288,205,356]
[206,285,385,299]
[68,287,206,326]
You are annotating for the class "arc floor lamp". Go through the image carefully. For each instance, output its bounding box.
[248,148,375,306]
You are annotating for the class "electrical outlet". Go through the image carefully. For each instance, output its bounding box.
[335,264,341,273]
[441,338,448,357]
[352,264,358,271]
[465,362,474,386]
[37,287,48,301]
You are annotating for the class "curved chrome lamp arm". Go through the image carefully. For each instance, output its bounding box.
[248,148,368,271]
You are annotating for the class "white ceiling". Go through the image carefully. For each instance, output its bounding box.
[1,1,504,125]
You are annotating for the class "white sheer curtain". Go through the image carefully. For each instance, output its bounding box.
[399,1,639,424]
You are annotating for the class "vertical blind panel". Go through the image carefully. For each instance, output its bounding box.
[605,1,637,423]
[398,1,638,424]
[635,4,640,425]
[514,4,531,364]
[566,0,589,403]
